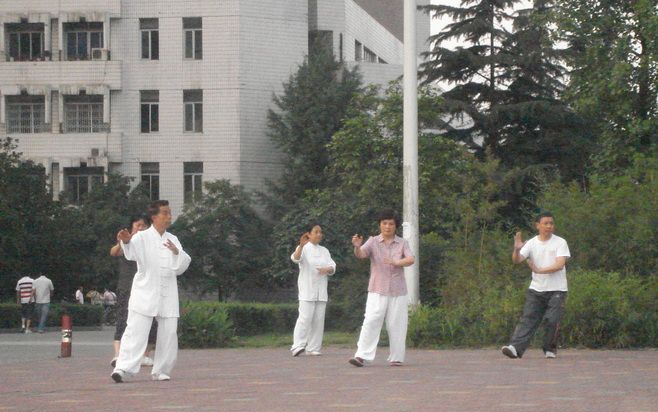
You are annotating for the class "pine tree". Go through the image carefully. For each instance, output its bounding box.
[264,46,362,219]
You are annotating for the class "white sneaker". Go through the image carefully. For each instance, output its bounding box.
[152,373,170,381]
[307,351,322,356]
[501,345,518,359]
[141,356,154,366]
[545,351,556,359]
[24,329,31,334]
[292,347,305,357]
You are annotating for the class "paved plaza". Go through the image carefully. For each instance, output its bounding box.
[0,329,656,411]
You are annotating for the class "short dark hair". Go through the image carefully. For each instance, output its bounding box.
[128,215,149,228]
[147,200,169,218]
[304,222,322,233]
[535,211,554,222]
[378,208,401,228]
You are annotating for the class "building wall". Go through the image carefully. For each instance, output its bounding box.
[1,0,425,216]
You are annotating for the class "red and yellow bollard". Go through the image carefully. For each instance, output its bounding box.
[60,315,72,358]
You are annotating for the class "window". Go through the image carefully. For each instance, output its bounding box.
[183,162,203,204]
[6,95,46,133]
[140,90,159,133]
[183,90,203,132]
[363,47,377,63]
[355,40,362,61]
[7,23,44,61]
[63,94,106,133]
[64,22,103,60]
[140,18,159,60]
[183,17,202,60]
[64,166,104,203]
[140,162,160,200]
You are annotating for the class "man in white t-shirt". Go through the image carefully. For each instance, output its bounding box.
[33,275,54,333]
[502,212,570,359]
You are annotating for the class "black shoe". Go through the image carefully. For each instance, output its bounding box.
[111,371,124,383]
[348,357,364,367]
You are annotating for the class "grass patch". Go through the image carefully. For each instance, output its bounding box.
[234,330,358,348]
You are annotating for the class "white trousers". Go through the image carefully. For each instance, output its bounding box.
[354,292,408,363]
[114,310,178,377]
[291,300,327,353]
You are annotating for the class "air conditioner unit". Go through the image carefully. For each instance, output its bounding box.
[90,148,99,157]
[91,48,109,61]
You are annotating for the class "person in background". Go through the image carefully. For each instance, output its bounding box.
[75,286,84,304]
[16,274,35,333]
[32,274,54,333]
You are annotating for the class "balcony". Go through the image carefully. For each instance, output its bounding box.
[12,131,123,162]
[0,60,122,90]
[0,0,121,17]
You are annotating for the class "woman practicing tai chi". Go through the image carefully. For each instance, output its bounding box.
[349,209,415,367]
[290,223,336,357]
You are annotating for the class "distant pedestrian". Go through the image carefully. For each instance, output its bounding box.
[501,211,571,359]
[32,274,54,333]
[15,274,35,333]
[87,288,103,305]
[348,209,415,367]
[75,286,84,304]
[290,223,336,357]
[103,288,117,324]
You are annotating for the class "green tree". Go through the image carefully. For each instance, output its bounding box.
[263,47,362,218]
[173,180,272,301]
[421,0,592,181]
[0,137,57,300]
[554,0,658,174]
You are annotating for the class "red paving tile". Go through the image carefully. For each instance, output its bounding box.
[1,346,656,411]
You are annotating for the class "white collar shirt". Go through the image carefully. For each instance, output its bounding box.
[121,226,191,317]
[291,242,336,302]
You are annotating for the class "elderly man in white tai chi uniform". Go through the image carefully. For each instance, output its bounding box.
[111,200,191,383]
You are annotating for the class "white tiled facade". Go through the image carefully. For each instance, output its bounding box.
[0,0,428,216]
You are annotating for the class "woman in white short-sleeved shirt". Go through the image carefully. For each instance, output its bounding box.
[290,224,336,357]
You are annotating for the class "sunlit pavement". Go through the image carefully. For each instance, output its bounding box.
[0,329,656,411]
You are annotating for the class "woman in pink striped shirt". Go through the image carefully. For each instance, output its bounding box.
[349,209,415,367]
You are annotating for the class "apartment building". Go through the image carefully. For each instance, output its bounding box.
[0,0,429,215]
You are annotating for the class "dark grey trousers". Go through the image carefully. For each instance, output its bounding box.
[509,289,567,357]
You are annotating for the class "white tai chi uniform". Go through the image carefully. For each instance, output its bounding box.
[354,235,414,363]
[114,226,191,378]
[290,242,336,353]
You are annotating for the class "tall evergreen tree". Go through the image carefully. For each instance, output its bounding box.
[419,0,518,157]
[553,0,657,175]
[264,46,362,219]
[420,0,591,181]
[497,0,592,181]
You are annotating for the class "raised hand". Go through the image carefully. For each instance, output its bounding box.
[513,231,526,251]
[117,229,132,244]
[164,239,179,255]
[351,234,363,248]
[299,232,310,247]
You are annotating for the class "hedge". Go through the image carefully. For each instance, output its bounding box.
[408,270,657,349]
[0,303,104,329]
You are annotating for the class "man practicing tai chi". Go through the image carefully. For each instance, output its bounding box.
[112,200,191,382]
[502,211,570,359]
[349,209,415,367]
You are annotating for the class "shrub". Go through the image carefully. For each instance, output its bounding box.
[408,270,656,349]
[178,302,235,348]
[0,303,103,329]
